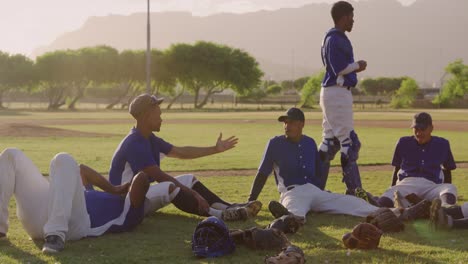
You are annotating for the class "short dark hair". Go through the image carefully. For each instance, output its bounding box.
[331,1,354,24]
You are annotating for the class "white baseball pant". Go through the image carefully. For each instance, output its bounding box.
[319,85,354,148]
[381,177,457,204]
[279,183,378,220]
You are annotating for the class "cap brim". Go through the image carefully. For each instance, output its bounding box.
[155,98,164,105]
[278,116,289,122]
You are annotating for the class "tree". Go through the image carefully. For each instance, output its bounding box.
[390,77,418,108]
[105,49,145,109]
[167,41,263,109]
[266,84,282,95]
[299,71,324,108]
[0,52,35,109]
[433,59,468,107]
[36,50,78,110]
[68,46,120,109]
[360,77,406,95]
[294,76,309,91]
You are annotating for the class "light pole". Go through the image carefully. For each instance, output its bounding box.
[146,0,151,94]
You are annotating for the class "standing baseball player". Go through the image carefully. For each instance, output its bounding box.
[319,1,367,193]
[0,148,153,253]
[376,112,458,208]
[108,93,261,221]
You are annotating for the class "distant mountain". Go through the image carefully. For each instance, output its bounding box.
[33,0,468,84]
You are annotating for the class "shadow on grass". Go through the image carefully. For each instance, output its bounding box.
[0,239,47,264]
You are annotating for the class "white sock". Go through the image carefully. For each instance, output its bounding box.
[208,208,223,218]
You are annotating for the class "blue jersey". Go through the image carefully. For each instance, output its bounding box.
[84,189,144,234]
[392,136,456,184]
[258,135,321,192]
[321,28,358,87]
[109,128,173,185]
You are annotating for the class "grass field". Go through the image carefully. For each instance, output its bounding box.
[1,109,468,263]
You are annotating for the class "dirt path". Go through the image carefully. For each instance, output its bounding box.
[0,118,466,137]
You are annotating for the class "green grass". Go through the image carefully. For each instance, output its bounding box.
[1,109,468,263]
[2,170,468,263]
[1,122,467,174]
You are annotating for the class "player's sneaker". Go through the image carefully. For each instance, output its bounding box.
[227,200,263,218]
[42,235,65,254]
[222,207,248,221]
[399,199,431,221]
[394,190,412,209]
[430,198,453,229]
[268,201,290,219]
[354,187,370,203]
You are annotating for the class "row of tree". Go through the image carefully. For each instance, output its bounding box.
[0,42,466,110]
[0,41,263,109]
[297,60,467,109]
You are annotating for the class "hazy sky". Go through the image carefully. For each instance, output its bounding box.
[0,0,416,56]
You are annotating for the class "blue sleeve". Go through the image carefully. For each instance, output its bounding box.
[391,139,402,167]
[443,141,457,170]
[154,137,173,155]
[126,140,157,173]
[326,36,350,76]
[258,139,274,176]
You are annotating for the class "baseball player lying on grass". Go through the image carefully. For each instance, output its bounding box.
[0,148,261,254]
[107,93,261,222]
[247,108,430,231]
[366,112,458,209]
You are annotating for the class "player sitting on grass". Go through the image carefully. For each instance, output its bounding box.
[247,108,430,227]
[370,112,458,208]
[108,93,261,221]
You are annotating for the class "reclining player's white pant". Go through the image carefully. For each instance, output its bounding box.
[381,177,457,205]
[0,148,49,238]
[0,148,90,241]
[43,152,91,241]
[279,183,378,220]
[320,86,354,145]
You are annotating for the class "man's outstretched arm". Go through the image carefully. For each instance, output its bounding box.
[248,172,269,202]
[167,133,238,159]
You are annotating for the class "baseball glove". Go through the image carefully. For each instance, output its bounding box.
[230,227,290,250]
[268,215,304,234]
[264,245,306,264]
[366,208,404,233]
[342,223,383,250]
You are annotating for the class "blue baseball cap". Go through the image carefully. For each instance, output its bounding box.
[278,107,305,122]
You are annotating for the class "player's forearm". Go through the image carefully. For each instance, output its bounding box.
[248,172,269,201]
[79,164,116,193]
[338,62,359,76]
[391,167,399,186]
[169,146,218,159]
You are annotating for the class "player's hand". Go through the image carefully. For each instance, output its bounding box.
[112,181,131,196]
[215,132,238,153]
[192,191,210,215]
[356,60,367,72]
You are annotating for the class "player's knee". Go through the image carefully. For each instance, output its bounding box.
[51,153,78,168]
[0,147,22,159]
